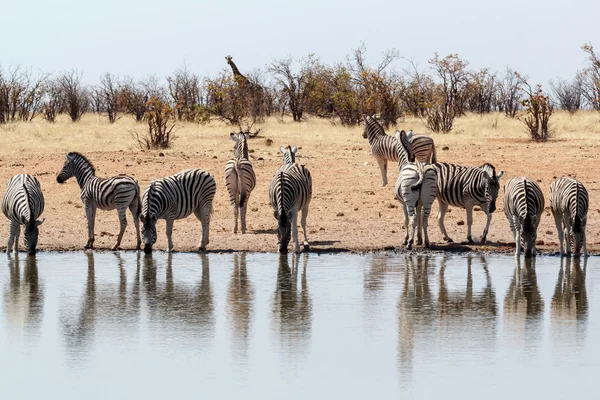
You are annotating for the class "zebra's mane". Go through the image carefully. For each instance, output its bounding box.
[479,163,496,181]
[68,152,96,174]
[365,115,385,136]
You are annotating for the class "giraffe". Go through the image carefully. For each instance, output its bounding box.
[225,55,267,122]
[226,55,251,86]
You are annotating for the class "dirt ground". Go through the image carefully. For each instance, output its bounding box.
[1,113,600,254]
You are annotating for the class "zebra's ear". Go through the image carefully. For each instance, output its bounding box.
[65,153,73,161]
[279,146,285,154]
[230,132,237,141]
[407,130,413,140]
[291,146,297,154]
[35,218,45,226]
[496,171,504,181]
[244,133,250,141]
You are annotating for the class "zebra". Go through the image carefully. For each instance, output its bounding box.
[140,169,216,254]
[2,174,45,255]
[224,132,256,234]
[56,152,141,250]
[503,177,545,257]
[269,145,312,253]
[392,130,437,249]
[362,115,436,186]
[280,145,297,164]
[434,162,504,245]
[550,177,588,257]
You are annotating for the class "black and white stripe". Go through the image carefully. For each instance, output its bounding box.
[550,177,588,256]
[140,169,216,254]
[2,174,45,255]
[434,162,504,244]
[503,177,545,257]
[225,133,256,234]
[57,152,141,250]
[362,115,436,186]
[269,146,312,253]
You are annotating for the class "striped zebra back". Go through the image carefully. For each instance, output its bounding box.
[550,177,588,228]
[363,115,399,162]
[503,177,545,231]
[2,174,45,225]
[433,162,503,211]
[406,131,437,163]
[269,163,312,219]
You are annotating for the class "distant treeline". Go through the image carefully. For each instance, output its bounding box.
[1,43,599,134]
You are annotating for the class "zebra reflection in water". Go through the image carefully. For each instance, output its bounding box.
[227,252,255,361]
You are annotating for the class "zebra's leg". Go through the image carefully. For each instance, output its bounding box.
[514,220,521,257]
[583,229,588,257]
[129,202,142,251]
[240,193,250,234]
[552,211,565,255]
[465,206,475,244]
[416,203,423,246]
[112,206,128,251]
[407,204,417,251]
[402,204,409,246]
[7,220,20,253]
[84,204,96,249]
[232,192,239,234]
[376,157,388,187]
[480,209,492,245]
[292,210,301,253]
[422,201,433,249]
[563,215,572,256]
[194,205,211,251]
[300,203,310,250]
[165,219,174,253]
[437,201,452,243]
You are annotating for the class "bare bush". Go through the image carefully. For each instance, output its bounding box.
[92,73,122,123]
[497,67,522,118]
[550,75,582,114]
[131,97,177,149]
[120,77,150,122]
[517,73,553,142]
[57,70,89,122]
[0,66,47,123]
[41,79,62,123]
[465,68,496,114]
[167,64,202,122]
[581,43,600,112]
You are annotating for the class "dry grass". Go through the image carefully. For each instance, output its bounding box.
[1,110,600,253]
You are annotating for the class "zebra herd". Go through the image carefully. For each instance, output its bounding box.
[0,115,590,257]
[363,115,589,258]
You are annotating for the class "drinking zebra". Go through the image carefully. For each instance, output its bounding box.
[225,133,256,234]
[2,174,45,255]
[550,177,588,256]
[503,177,545,257]
[269,146,312,253]
[56,152,141,250]
[140,169,216,254]
[434,162,504,244]
[393,131,437,249]
[362,115,436,186]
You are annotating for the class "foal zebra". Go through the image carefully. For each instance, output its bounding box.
[393,131,437,249]
[362,115,436,186]
[434,162,504,244]
[269,146,312,253]
[503,177,545,257]
[57,152,141,250]
[140,169,216,254]
[550,177,588,256]
[2,174,45,255]
[225,133,256,234]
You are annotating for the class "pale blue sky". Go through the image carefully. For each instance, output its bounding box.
[3,0,599,84]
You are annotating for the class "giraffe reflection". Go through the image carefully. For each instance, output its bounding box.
[227,252,255,360]
[272,253,312,355]
[551,257,588,345]
[503,257,544,347]
[4,254,44,339]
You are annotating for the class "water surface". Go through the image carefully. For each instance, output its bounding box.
[0,252,597,399]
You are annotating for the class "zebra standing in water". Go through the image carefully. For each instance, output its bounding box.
[225,132,256,234]
[2,174,45,255]
[393,131,437,249]
[362,115,436,186]
[269,146,312,253]
[503,177,545,257]
[550,177,589,257]
[434,162,504,244]
[140,169,216,254]
[57,152,141,250]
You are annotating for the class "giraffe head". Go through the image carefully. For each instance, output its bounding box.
[225,55,233,64]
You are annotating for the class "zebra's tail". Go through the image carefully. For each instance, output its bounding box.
[574,215,583,233]
[235,161,247,208]
[411,165,434,191]
[430,145,437,164]
[135,184,142,217]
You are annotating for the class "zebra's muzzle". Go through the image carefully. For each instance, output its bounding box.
[56,176,65,184]
[144,244,153,254]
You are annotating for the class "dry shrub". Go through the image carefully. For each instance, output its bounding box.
[131,97,177,150]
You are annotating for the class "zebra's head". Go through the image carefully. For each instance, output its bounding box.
[394,130,415,166]
[521,214,538,258]
[362,115,383,139]
[24,218,45,256]
[140,185,158,254]
[573,215,586,255]
[277,212,292,253]
[57,152,94,184]
[231,132,250,158]
[280,146,297,164]
[479,163,504,213]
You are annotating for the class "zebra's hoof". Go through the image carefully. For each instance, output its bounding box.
[425,242,431,249]
[198,247,206,252]
[444,237,453,243]
[467,239,475,245]
[402,239,408,246]
[480,237,487,245]
[406,244,412,251]
[135,245,141,251]
[303,243,310,251]
[417,238,423,246]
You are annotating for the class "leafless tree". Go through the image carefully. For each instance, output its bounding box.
[41,78,62,123]
[92,73,122,123]
[550,74,583,114]
[121,76,151,122]
[167,63,202,121]
[0,66,48,123]
[466,68,497,114]
[57,70,89,122]
[497,67,522,117]
[580,43,600,112]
